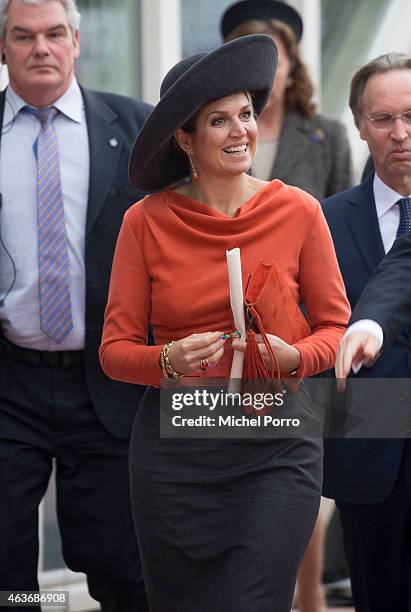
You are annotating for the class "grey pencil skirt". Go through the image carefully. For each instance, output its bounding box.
[129,386,322,612]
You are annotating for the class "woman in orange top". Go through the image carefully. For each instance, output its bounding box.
[100,35,350,611]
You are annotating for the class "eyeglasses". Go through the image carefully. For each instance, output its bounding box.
[361,111,411,129]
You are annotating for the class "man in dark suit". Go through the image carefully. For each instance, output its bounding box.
[322,52,411,612]
[0,1,151,610]
[336,231,411,382]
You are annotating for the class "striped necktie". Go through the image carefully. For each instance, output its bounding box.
[26,106,73,343]
[396,197,411,237]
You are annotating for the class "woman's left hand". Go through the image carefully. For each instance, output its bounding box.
[232,333,301,372]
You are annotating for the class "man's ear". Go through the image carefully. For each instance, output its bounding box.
[358,119,368,142]
[72,30,80,60]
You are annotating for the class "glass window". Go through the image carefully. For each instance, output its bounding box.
[322,0,390,115]
[182,0,234,55]
[76,0,141,98]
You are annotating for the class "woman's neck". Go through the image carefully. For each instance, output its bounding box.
[257,103,285,140]
[176,173,267,217]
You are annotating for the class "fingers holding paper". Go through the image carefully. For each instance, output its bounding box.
[232,333,301,372]
[168,331,226,374]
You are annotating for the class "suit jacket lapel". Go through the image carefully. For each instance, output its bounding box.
[345,175,386,274]
[271,112,312,179]
[81,87,126,233]
[0,90,6,149]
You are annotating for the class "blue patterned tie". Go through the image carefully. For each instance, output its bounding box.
[396,197,411,237]
[395,197,411,371]
[26,106,73,343]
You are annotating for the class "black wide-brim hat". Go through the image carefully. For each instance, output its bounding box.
[129,34,277,192]
[220,0,303,43]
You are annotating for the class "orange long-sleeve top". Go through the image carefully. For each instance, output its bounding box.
[99,180,351,387]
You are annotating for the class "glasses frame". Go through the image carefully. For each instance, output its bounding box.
[361,111,411,129]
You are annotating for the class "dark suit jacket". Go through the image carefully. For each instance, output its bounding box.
[351,231,411,347]
[269,112,353,200]
[0,87,152,439]
[321,175,411,503]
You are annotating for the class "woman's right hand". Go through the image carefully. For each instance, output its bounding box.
[168,332,226,374]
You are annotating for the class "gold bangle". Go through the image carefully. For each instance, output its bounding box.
[159,341,182,381]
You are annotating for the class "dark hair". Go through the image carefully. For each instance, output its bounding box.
[180,109,201,134]
[350,53,411,128]
[225,18,315,119]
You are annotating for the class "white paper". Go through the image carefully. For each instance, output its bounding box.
[226,248,246,381]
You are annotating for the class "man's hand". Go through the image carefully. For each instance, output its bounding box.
[335,331,381,391]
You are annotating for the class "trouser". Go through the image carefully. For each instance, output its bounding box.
[0,354,148,612]
[337,440,411,612]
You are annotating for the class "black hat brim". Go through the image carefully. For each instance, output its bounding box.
[221,0,303,43]
[129,35,277,192]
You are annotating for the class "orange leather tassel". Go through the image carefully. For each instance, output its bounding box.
[243,328,276,415]
[244,329,270,380]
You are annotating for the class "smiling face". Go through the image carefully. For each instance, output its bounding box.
[175,92,258,180]
[1,0,80,107]
[359,70,411,192]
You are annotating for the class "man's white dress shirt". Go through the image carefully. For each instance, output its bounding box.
[0,79,89,350]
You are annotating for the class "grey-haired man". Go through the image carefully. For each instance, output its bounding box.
[0,1,150,609]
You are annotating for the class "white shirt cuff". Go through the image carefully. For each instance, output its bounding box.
[344,320,384,373]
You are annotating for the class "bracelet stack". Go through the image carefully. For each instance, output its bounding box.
[160,341,182,381]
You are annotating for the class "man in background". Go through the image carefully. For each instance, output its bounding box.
[322,53,411,612]
[0,0,151,609]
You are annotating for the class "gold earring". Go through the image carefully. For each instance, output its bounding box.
[185,147,198,179]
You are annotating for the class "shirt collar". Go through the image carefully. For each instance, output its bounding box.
[373,172,411,218]
[5,77,84,124]
[53,78,84,123]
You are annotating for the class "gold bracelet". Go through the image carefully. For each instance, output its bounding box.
[159,346,169,379]
[159,341,182,381]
